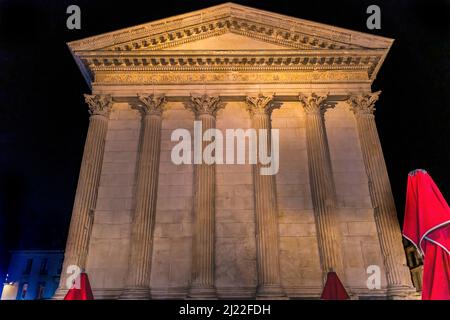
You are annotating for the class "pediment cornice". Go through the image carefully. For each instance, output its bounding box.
[68,3,393,51]
[78,49,382,75]
[98,16,361,51]
[67,3,393,87]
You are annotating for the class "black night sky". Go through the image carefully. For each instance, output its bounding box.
[0,0,449,281]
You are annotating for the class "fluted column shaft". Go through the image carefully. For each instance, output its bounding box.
[185,95,224,298]
[246,95,284,298]
[120,95,166,299]
[299,93,343,280]
[191,113,216,291]
[348,93,413,294]
[59,94,112,292]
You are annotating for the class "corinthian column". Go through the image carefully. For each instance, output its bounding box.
[120,94,166,299]
[245,94,285,298]
[298,93,343,281]
[348,92,414,297]
[57,94,112,295]
[185,94,224,298]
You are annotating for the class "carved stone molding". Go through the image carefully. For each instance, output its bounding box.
[84,53,379,72]
[68,3,392,52]
[298,93,331,115]
[184,94,225,117]
[103,17,361,52]
[84,94,113,117]
[136,94,167,116]
[95,71,369,85]
[68,3,393,88]
[347,91,381,115]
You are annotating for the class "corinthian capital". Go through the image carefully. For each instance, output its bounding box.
[185,94,225,117]
[137,94,166,116]
[245,94,281,116]
[347,91,381,115]
[298,93,330,115]
[84,94,113,117]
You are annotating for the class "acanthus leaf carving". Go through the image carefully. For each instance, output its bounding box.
[298,92,331,115]
[137,94,167,116]
[84,94,113,117]
[184,94,225,117]
[245,94,281,116]
[347,91,381,115]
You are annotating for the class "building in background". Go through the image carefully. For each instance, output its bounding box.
[1,282,18,300]
[1,250,63,300]
[403,239,424,292]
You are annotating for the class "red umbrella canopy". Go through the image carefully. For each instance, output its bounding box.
[403,169,450,300]
[63,273,94,300]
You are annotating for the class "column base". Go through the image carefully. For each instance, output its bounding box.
[386,285,418,300]
[256,284,287,299]
[187,286,217,299]
[51,287,68,300]
[118,287,151,300]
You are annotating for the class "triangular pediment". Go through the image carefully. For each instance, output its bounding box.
[163,32,290,50]
[68,3,394,86]
[68,2,393,52]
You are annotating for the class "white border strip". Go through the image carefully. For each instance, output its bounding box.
[424,237,450,255]
[403,220,450,257]
[403,233,423,256]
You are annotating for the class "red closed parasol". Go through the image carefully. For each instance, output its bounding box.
[320,271,350,300]
[63,273,94,300]
[403,169,450,300]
